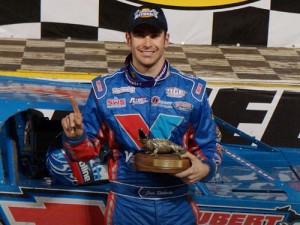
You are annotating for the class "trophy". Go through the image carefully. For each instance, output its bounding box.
[133,129,191,174]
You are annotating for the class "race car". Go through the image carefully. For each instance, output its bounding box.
[0,75,299,225]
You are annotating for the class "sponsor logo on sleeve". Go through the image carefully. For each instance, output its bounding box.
[96,80,103,92]
[195,83,203,95]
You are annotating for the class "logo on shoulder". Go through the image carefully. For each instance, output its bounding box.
[166,87,186,98]
[112,86,135,94]
[96,80,103,92]
[107,98,126,108]
[195,83,203,95]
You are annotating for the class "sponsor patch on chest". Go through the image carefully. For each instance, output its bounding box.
[151,96,173,108]
[112,86,135,94]
[166,87,186,98]
[129,97,149,105]
[107,98,126,108]
[173,101,193,111]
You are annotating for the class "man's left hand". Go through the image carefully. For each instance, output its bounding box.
[174,151,209,185]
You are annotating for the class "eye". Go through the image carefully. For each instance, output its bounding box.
[133,32,146,38]
[150,32,161,38]
[132,25,164,39]
[132,31,162,39]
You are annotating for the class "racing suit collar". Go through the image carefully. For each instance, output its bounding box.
[124,53,170,87]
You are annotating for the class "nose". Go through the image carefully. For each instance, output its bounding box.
[143,36,152,47]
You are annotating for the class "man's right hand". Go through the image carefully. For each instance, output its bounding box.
[61,96,84,138]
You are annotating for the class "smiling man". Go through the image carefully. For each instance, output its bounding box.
[125,7,169,75]
[61,5,222,225]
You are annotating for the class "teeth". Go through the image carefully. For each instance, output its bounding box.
[142,51,154,56]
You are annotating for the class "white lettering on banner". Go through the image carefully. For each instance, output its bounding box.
[236,90,283,142]
[208,87,300,147]
[208,87,219,106]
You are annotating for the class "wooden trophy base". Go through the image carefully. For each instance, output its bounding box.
[133,153,191,174]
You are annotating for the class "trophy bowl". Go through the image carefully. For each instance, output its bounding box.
[133,152,191,174]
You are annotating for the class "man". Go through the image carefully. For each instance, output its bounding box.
[62,5,222,225]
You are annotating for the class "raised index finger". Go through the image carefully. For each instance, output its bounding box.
[69,96,81,114]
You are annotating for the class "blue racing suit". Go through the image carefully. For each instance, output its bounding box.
[63,58,222,225]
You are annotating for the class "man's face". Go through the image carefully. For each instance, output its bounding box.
[126,24,169,72]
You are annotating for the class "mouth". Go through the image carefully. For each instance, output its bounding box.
[140,50,155,56]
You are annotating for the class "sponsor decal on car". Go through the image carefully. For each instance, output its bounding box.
[0,188,107,225]
[197,205,300,225]
[198,210,284,225]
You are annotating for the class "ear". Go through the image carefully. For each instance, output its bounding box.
[164,33,170,48]
[125,32,131,46]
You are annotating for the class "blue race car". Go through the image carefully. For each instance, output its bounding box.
[0,76,299,225]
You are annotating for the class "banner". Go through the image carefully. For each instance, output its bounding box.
[0,0,300,47]
[207,87,300,148]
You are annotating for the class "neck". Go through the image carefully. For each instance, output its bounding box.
[131,57,166,78]
[125,58,169,87]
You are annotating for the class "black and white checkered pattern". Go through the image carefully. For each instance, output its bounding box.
[0,0,300,47]
[1,38,300,81]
